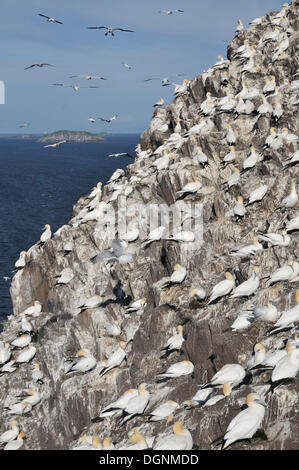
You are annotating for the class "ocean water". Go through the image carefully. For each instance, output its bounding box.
[0,133,139,325]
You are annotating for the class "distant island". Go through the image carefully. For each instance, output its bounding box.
[38,130,107,143]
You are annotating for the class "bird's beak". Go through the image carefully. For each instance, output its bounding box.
[255,398,267,406]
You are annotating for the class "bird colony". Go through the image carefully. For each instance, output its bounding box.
[0,1,299,450]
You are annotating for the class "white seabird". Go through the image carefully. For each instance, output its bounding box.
[4,402,32,416]
[286,214,299,233]
[40,224,52,243]
[231,311,255,332]
[158,9,184,15]
[142,226,166,247]
[246,343,266,370]
[153,97,165,107]
[221,393,266,449]
[208,271,235,304]
[176,177,202,196]
[0,343,12,365]
[266,259,299,285]
[230,266,260,299]
[87,26,134,36]
[21,300,42,317]
[258,230,291,247]
[153,421,193,450]
[4,432,25,451]
[246,183,268,206]
[10,334,31,350]
[0,421,19,444]
[104,320,121,337]
[15,344,36,364]
[242,147,262,171]
[270,341,299,391]
[202,382,232,407]
[119,383,151,425]
[202,363,246,389]
[78,294,103,312]
[235,19,244,34]
[249,300,278,323]
[65,349,97,374]
[148,400,179,421]
[233,195,246,219]
[43,140,67,148]
[38,13,63,24]
[55,267,74,285]
[279,180,298,210]
[98,341,126,377]
[19,314,33,334]
[189,287,206,301]
[160,264,187,289]
[283,150,299,169]
[118,432,149,450]
[14,251,27,270]
[230,237,263,258]
[226,124,236,146]
[222,146,236,167]
[94,388,138,421]
[270,290,299,332]
[0,360,17,376]
[32,362,44,384]
[157,360,194,381]
[124,298,147,313]
[160,325,184,357]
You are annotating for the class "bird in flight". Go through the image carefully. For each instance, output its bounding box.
[87,26,134,36]
[51,84,99,92]
[25,63,54,70]
[43,140,66,148]
[38,14,63,24]
[69,74,107,81]
[19,122,31,128]
[144,74,185,86]
[98,115,118,123]
[88,117,96,123]
[122,63,132,70]
[107,152,134,159]
[159,10,184,15]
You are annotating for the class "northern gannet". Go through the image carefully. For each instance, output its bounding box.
[225,124,236,146]
[108,152,134,159]
[270,290,299,332]
[14,251,27,270]
[158,10,184,15]
[270,341,299,391]
[55,267,74,285]
[202,382,232,407]
[246,183,268,206]
[0,343,11,365]
[102,437,115,450]
[231,310,255,331]
[78,294,103,312]
[98,341,127,377]
[193,146,208,166]
[118,432,149,450]
[66,349,97,374]
[142,226,166,247]
[286,214,299,233]
[213,55,229,70]
[153,97,165,107]
[157,360,194,381]
[176,177,201,196]
[283,150,299,169]
[24,63,54,70]
[0,421,19,444]
[104,320,121,337]
[38,13,63,24]
[52,83,99,92]
[279,180,298,210]
[3,432,25,450]
[263,76,276,96]
[189,287,206,301]
[230,266,260,298]
[93,388,138,421]
[183,387,213,408]
[0,360,17,375]
[233,195,246,219]
[249,300,278,323]
[32,362,44,384]
[208,271,235,304]
[98,114,118,123]
[43,140,66,148]
[264,128,283,150]
[122,62,132,70]
[148,400,179,421]
[4,402,32,416]
[246,343,266,370]
[119,383,151,425]
[235,19,244,34]
[242,146,262,171]
[160,325,184,357]
[153,421,193,450]
[230,237,263,257]
[17,389,41,407]
[160,264,187,289]
[266,259,299,285]
[249,15,265,27]
[87,26,134,36]
[39,224,51,244]
[221,393,266,449]
[21,300,42,317]
[107,168,125,183]
[124,298,147,313]
[281,128,298,143]
[15,345,36,364]
[19,314,33,334]
[272,98,283,121]
[10,334,31,349]
[88,182,102,199]
[202,363,246,389]
[69,74,107,81]
[258,230,291,247]
[222,146,236,167]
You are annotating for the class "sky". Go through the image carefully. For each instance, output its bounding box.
[0,0,285,134]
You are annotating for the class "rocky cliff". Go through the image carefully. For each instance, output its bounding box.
[0,1,298,450]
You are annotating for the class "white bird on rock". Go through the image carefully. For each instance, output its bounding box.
[104,320,121,337]
[258,230,290,247]
[270,341,299,391]
[14,251,27,270]
[221,393,266,449]
[230,237,263,258]
[40,224,51,243]
[3,432,25,451]
[78,294,103,312]
[246,343,266,370]
[142,226,166,247]
[0,421,19,444]
[15,344,36,364]
[94,388,138,421]
[161,325,185,357]
[157,360,194,381]
[153,421,193,450]
[66,349,97,374]
[230,266,260,299]
[286,214,299,233]
[249,300,278,323]
[10,334,31,350]
[246,183,268,206]
[148,401,179,421]
[202,363,246,389]
[124,298,147,313]
[208,271,235,304]
[98,341,127,377]
[279,180,298,210]
[119,383,151,425]
[270,290,299,332]
[0,343,12,365]
[267,259,299,285]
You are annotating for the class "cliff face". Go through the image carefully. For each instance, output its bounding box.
[1,1,298,450]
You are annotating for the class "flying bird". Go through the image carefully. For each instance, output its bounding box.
[122,63,132,70]
[87,26,134,36]
[159,10,184,15]
[99,115,118,123]
[25,63,54,70]
[38,14,63,24]
[52,84,99,91]
[69,74,107,81]
[43,140,66,148]
[107,152,134,159]
[19,122,30,128]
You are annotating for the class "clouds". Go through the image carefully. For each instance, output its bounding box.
[0,0,285,133]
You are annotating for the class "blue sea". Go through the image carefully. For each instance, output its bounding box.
[0,133,139,325]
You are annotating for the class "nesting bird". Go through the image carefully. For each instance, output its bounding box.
[65,349,97,374]
[153,421,193,450]
[208,271,235,304]
[160,325,185,358]
[98,341,127,377]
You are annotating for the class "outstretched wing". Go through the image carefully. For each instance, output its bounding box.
[39,14,50,19]
[87,26,107,30]
[114,28,134,32]
[24,64,37,70]
[54,19,63,24]
[144,78,161,82]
